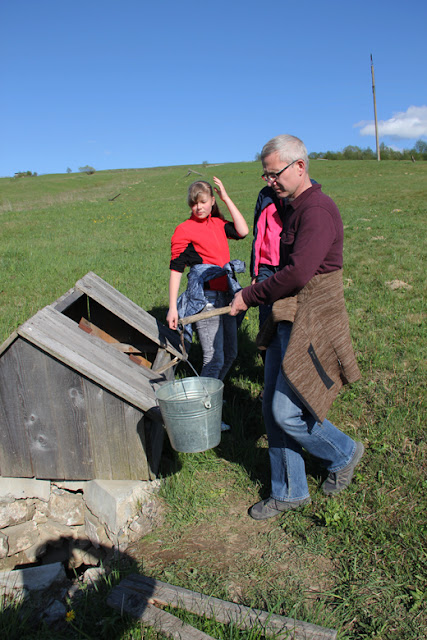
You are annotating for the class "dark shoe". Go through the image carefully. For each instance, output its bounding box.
[322,442,365,495]
[248,496,311,520]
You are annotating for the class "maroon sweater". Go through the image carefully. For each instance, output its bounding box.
[242,183,344,307]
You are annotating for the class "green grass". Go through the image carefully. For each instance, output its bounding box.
[0,160,426,639]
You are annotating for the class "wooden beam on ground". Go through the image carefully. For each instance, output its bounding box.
[107,591,215,640]
[107,574,337,640]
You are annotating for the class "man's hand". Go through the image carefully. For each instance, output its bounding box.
[230,290,248,316]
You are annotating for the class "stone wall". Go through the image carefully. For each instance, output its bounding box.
[0,477,163,572]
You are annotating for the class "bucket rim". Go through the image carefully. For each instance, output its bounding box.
[155,376,224,401]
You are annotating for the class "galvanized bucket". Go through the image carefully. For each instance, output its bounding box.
[155,377,223,453]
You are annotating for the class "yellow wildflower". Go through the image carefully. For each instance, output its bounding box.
[65,610,76,622]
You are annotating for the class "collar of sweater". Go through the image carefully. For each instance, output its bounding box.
[287,182,322,212]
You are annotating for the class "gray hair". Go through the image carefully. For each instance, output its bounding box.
[261,134,309,171]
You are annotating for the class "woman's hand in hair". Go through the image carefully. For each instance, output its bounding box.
[212,176,229,203]
[213,176,249,238]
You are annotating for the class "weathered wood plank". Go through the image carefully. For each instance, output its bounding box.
[0,347,32,477]
[103,392,132,479]
[37,346,93,479]
[17,307,162,412]
[154,357,179,375]
[81,380,153,480]
[123,404,150,481]
[53,287,85,314]
[75,272,183,358]
[107,589,216,640]
[109,575,337,640]
[81,381,151,481]
[0,331,18,358]
[6,339,62,479]
[152,349,177,381]
[80,381,113,479]
[78,317,152,368]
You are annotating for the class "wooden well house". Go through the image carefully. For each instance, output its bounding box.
[0,272,185,482]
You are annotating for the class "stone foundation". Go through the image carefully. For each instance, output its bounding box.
[0,477,163,572]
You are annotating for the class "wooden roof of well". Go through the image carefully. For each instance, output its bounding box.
[0,272,184,413]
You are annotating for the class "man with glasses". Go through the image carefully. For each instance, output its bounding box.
[230,134,364,520]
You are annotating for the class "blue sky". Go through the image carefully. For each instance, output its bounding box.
[2,0,426,176]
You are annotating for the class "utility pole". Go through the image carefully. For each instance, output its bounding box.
[370,54,380,161]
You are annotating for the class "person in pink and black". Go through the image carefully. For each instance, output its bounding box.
[250,186,282,330]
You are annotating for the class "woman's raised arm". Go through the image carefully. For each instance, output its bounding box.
[213,176,249,238]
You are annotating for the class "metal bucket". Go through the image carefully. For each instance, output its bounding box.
[155,377,223,453]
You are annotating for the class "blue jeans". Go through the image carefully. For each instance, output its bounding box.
[263,321,357,502]
[257,264,279,329]
[195,290,237,380]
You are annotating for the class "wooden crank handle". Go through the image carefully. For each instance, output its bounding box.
[179,305,232,327]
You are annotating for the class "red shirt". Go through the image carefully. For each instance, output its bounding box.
[170,214,238,291]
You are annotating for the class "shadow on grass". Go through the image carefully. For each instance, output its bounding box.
[0,539,152,640]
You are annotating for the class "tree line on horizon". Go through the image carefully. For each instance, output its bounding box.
[309,139,427,161]
[255,139,427,162]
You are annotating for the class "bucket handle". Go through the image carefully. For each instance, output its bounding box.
[175,353,212,402]
[170,377,212,409]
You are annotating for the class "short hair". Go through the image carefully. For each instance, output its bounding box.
[187,181,223,219]
[261,134,309,171]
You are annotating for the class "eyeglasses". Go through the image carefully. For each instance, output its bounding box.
[261,159,299,183]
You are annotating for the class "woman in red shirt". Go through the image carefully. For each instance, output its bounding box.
[167,178,248,428]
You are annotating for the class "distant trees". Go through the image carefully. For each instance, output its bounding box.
[14,171,37,178]
[307,139,427,161]
[78,165,96,174]
[414,140,427,155]
[309,146,376,161]
[66,167,72,174]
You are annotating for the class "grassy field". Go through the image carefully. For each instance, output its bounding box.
[0,160,426,639]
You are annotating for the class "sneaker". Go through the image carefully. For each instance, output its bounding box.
[221,421,231,432]
[248,496,311,520]
[322,442,365,495]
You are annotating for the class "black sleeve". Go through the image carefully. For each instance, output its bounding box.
[169,242,203,272]
[224,222,243,240]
